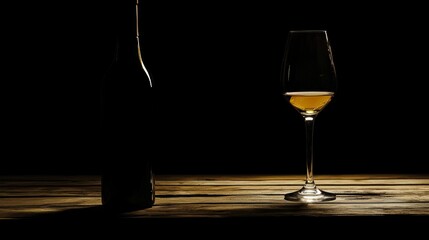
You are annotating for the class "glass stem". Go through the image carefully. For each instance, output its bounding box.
[304,116,315,188]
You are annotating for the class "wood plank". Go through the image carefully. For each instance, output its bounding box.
[154,174,429,181]
[0,174,428,188]
[155,179,429,185]
[0,174,428,220]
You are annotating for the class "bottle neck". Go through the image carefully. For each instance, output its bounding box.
[114,1,139,39]
[111,0,152,88]
[113,1,140,52]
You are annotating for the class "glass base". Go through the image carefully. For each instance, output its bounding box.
[284,184,336,203]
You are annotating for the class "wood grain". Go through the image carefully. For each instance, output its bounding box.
[0,174,428,220]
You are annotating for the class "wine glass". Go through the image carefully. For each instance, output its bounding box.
[280,30,337,202]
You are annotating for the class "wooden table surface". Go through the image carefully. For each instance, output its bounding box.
[1,174,428,236]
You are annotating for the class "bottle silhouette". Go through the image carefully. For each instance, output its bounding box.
[100,0,155,211]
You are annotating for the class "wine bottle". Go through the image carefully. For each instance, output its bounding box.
[100,0,155,211]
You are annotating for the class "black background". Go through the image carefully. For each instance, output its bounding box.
[3,1,429,175]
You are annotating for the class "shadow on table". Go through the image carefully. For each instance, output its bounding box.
[0,205,427,238]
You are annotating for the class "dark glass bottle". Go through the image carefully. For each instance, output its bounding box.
[100,0,155,211]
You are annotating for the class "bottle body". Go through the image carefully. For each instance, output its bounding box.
[100,0,155,211]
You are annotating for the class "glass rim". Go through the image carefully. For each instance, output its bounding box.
[289,30,327,33]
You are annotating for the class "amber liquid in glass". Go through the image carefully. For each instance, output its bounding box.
[284,91,333,116]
